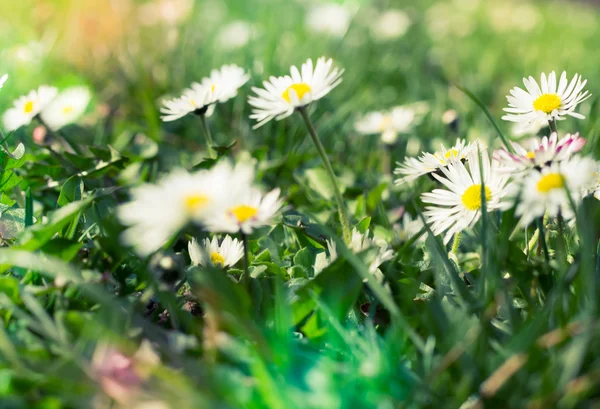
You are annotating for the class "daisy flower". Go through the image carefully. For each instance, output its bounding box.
[394,138,478,184]
[396,213,425,243]
[514,156,597,225]
[203,187,283,234]
[502,71,590,127]
[248,57,344,128]
[198,64,250,103]
[160,83,217,122]
[421,149,510,244]
[118,162,254,256]
[494,132,586,174]
[3,85,58,132]
[188,235,243,268]
[314,228,394,275]
[355,103,428,145]
[160,65,249,123]
[40,86,91,131]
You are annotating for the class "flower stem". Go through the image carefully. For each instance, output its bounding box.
[241,232,250,287]
[298,107,352,244]
[451,232,462,254]
[199,115,216,159]
[548,118,558,135]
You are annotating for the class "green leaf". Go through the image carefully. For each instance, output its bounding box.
[0,205,27,240]
[355,216,371,234]
[305,168,345,200]
[57,176,84,207]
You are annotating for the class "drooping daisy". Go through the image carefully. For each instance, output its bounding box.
[3,85,58,131]
[40,86,91,131]
[118,161,254,256]
[188,235,243,268]
[394,138,479,184]
[421,149,510,244]
[203,187,283,234]
[0,74,8,89]
[198,64,250,103]
[502,71,590,127]
[248,57,344,128]
[314,228,394,275]
[159,83,217,122]
[514,156,597,225]
[355,103,428,145]
[494,132,586,174]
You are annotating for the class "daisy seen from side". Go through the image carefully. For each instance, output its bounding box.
[394,138,479,184]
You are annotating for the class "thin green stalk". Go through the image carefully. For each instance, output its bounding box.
[199,115,216,159]
[298,107,351,244]
[451,232,462,254]
[536,217,550,265]
[242,232,250,288]
[548,118,557,134]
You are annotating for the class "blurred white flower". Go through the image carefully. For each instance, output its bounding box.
[315,228,394,275]
[216,21,256,50]
[515,156,597,225]
[0,74,7,89]
[396,213,425,243]
[502,71,590,127]
[118,162,254,256]
[188,235,244,268]
[248,57,343,128]
[488,3,540,33]
[370,9,411,41]
[511,119,547,137]
[3,86,58,132]
[355,103,427,145]
[40,86,91,131]
[305,3,352,38]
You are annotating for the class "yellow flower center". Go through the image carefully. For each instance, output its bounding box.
[230,205,258,223]
[378,115,393,131]
[461,184,492,211]
[211,84,216,92]
[210,251,225,266]
[282,83,311,103]
[526,151,536,159]
[434,149,460,164]
[533,94,561,114]
[537,173,564,193]
[23,101,34,114]
[184,194,209,212]
[62,106,73,115]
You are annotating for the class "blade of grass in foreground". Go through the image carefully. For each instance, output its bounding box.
[454,84,515,154]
